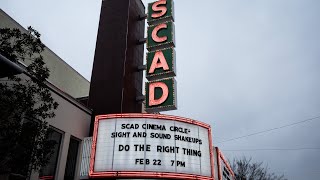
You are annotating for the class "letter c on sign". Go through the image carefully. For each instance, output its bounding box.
[152,24,168,43]
[152,0,167,18]
[149,82,169,106]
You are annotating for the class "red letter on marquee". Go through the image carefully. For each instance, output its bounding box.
[149,82,169,106]
[152,0,167,18]
[152,23,167,43]
[149,51,169,74]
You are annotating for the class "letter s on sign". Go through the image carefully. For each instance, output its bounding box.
[152,0,167,18]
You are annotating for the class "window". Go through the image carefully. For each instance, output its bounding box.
[223,165,231,180]
[64,137,80,180]
[39,128,62,180]
[224,167,230,176]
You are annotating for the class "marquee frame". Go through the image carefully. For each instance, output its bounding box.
[89,113,214,179]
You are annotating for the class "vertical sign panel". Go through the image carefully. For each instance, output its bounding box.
[145,0,177,113]
[146,48,176,81]
[145,78,177,112]
[147,0,174,25]
[147,21,175,51]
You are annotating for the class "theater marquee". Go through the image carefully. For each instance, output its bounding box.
[89,114,214,179]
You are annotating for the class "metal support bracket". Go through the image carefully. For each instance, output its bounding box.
[137,38,147,45]
[136,95,146,102]
[138,14,147,21]
[137,65,147,72]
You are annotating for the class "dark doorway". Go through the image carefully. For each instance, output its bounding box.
[64,137,80,180]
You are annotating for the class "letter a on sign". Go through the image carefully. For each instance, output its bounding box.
[149,51,169,74]
[146,48,176,81]
[145,78,177,113]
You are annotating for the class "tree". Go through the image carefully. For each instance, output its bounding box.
[0,27,59,178]
[231,156,286,180]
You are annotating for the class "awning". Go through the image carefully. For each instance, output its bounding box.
[0,54,25,78]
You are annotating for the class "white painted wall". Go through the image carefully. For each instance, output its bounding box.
[0,9,90,98]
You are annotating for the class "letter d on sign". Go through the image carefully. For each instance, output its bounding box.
[149,82,169,106]
[145,78,177,113]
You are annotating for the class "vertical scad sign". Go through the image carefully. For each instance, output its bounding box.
[145,0,177,113]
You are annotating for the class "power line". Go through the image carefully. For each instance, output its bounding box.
[223,148,320,152]
[215,115,320,144]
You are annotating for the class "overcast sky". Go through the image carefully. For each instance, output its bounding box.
[1,0,320,179]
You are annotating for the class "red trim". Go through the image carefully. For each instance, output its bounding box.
[209,128,215,179]
[89,113,214,179]
[39,176,54,180]
[90,171,213,179]
[216,147,222,180]
[215,147,235,180]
